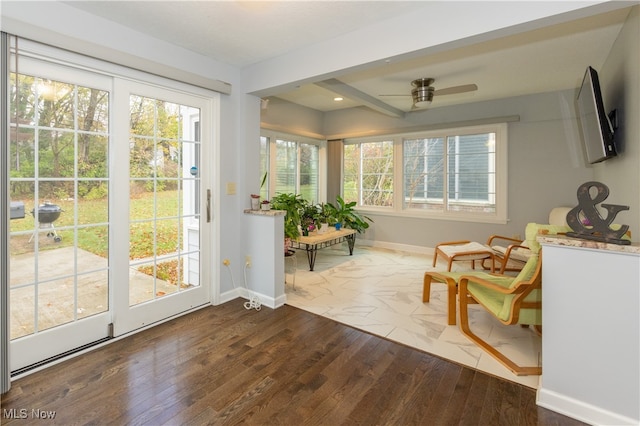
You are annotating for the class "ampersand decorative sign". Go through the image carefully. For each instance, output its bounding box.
[566,181,630,245]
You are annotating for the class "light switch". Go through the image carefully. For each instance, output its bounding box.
[226,182,236,195]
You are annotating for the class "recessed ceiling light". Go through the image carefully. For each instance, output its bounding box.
[334,97,343,102]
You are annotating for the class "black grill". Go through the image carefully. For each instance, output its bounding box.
[32,202,62,224]
[30,202,63,243]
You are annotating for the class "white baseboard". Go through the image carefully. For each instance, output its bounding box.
[357,238,435,256]
[217,288,286,310]
[218,288,241,305]
[537,387,639,425]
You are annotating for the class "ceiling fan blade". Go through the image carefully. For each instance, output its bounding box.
[381,83,477,98]
[434,84,477,96]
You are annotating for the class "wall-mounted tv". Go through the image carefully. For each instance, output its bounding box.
[576,66,617,164]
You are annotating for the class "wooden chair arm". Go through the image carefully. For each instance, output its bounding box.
[459,275,529,295]
[435,240,472,247]
[502,244,531,258]
[486,234,522,246]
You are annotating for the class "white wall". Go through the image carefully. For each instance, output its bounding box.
[536,8,640,424]
[596,5,640,237]
[261,97,325,138]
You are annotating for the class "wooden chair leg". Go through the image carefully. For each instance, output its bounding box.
[498,257,508,274]
[422,273,432,303]
[447,258,454,272]
[445,278,457,325]
[482,258,492,271]
[458,279,541,376]
[424,273,458,325]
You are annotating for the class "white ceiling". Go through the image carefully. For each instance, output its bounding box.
[65,1,633,115]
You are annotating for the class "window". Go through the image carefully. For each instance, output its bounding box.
[260,131,325,203]
[344,124,507,223]
[404,137,444,211]
[343,140,394,207]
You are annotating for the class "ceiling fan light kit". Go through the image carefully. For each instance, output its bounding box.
[412,78,435,108]
[380,77,478,110]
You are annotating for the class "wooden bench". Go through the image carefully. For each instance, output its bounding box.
[291,228,357,271]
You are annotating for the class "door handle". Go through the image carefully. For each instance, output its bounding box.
[206,189,211,223]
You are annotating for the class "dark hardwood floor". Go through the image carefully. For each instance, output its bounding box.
[1,301,584,425]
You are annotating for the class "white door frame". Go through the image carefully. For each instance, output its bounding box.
[8,45,219,371]
[111,79,214,337]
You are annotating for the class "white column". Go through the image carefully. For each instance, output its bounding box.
[243,210,286,308]
[538,239,640,425]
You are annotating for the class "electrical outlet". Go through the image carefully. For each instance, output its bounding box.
[245,255,251,267]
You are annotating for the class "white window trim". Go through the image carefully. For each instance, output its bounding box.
[344,123,508,224]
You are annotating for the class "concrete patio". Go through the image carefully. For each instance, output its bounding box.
[9,246,186,340]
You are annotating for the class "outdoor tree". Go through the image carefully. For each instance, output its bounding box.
[343,141,394,207]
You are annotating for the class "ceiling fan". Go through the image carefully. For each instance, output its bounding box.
[380,78,478,109]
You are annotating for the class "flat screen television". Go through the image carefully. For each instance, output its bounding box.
[576,66,617,164]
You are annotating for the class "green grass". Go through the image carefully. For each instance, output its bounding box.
[10,190,181,260]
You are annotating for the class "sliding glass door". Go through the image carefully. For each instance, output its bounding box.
[8,48,213,372]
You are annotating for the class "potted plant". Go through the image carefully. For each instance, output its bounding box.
[250,171,268,210]
[270,193,305,242]
[250,194,260,210]
[300,201,320,236]
[326,195,373,233]
[261,199,271,210]
[317,202,337,234]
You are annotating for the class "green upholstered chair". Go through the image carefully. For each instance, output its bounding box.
[457,241,543,376]
[433,208,572,275]
[485,219,571,273]
[425,222,561,326]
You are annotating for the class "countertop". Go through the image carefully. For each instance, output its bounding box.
[538,234,640,255]
[244,209,286,216]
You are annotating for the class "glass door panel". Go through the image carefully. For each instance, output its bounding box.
[8,62,112,371]
[114,81,208,335]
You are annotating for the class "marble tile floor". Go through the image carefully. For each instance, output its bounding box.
[284,243,541,389]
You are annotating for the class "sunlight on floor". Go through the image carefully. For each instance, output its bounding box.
[285,244,541,389]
